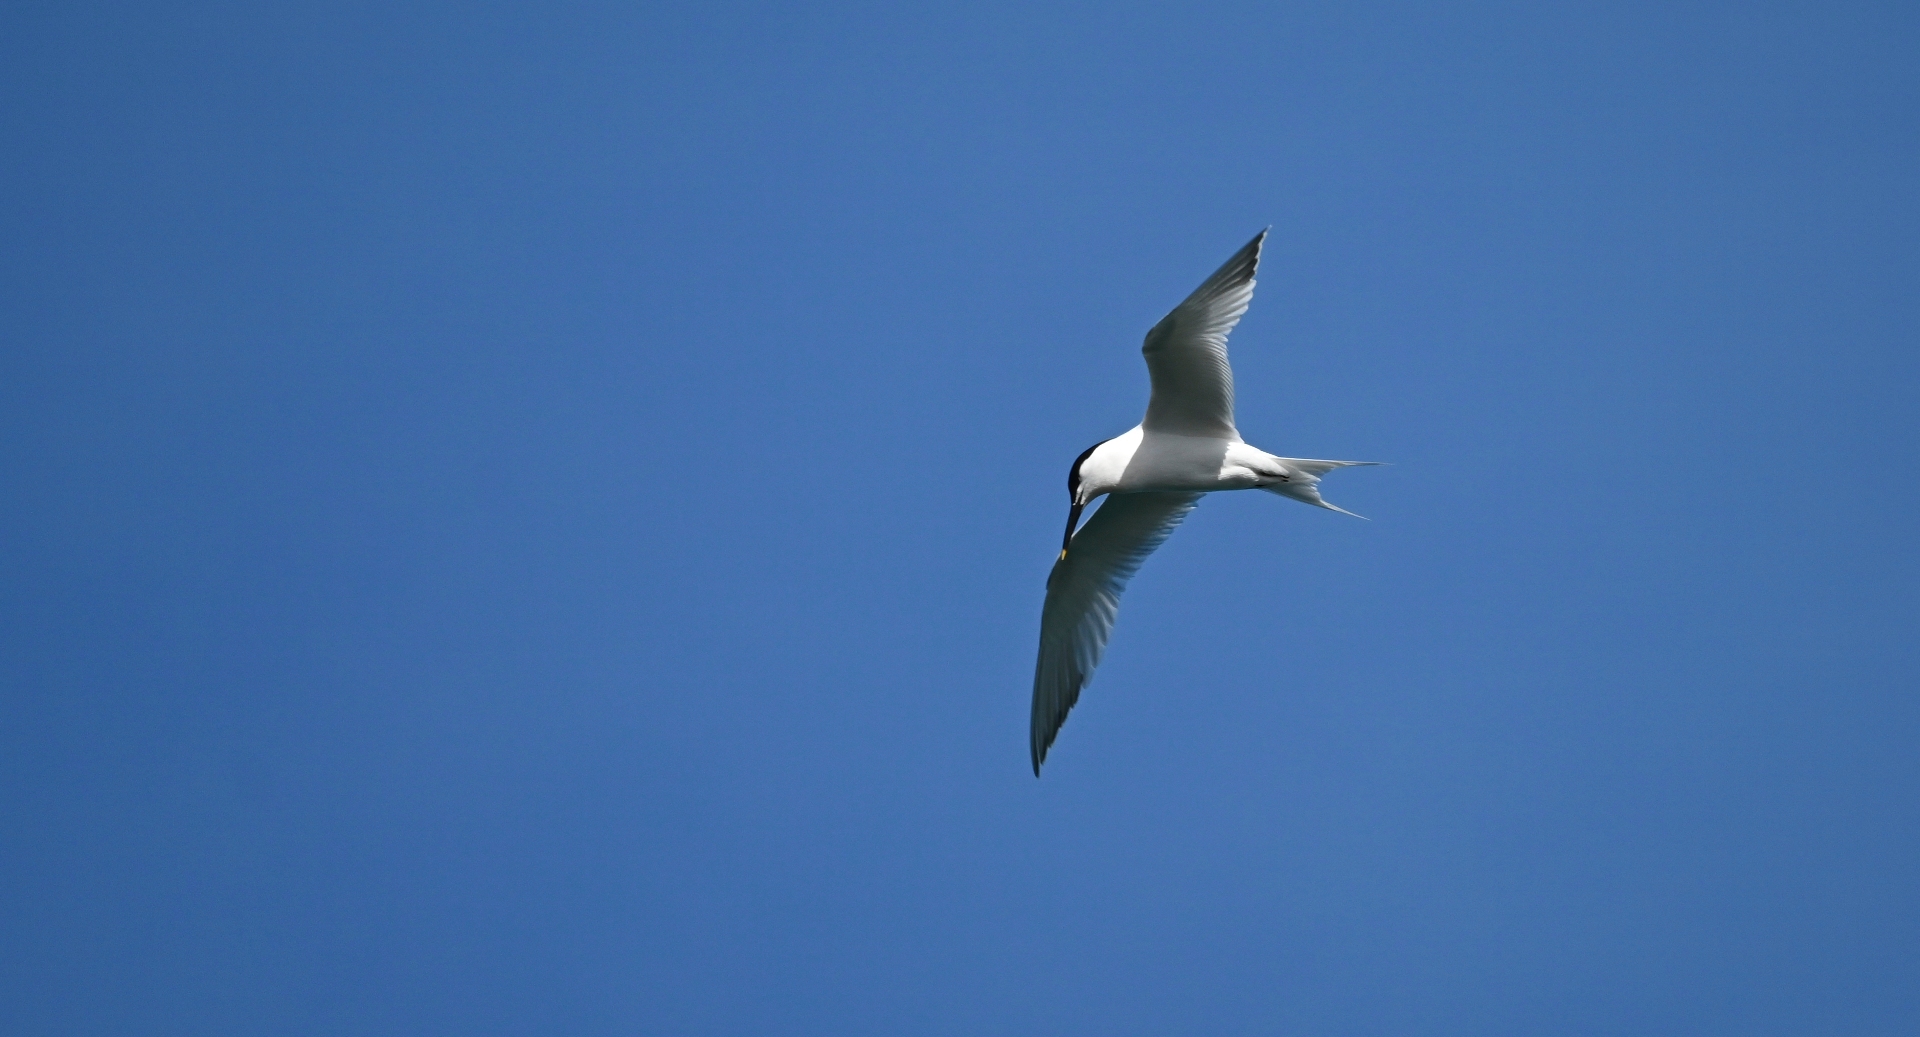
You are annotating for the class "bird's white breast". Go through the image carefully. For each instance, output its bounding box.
[1096,427,1268,494]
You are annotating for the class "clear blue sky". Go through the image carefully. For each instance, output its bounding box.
[4,2,1917,1034]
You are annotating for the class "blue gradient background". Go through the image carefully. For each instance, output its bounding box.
[4,2,1917,1034]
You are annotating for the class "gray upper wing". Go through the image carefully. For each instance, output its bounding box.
[1030,491,1203,774]
[1139,230,1266,439]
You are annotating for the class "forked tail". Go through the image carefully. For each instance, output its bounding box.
[1264,458,1383,518]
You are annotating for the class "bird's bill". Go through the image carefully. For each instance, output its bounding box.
[1059,501,1085,560]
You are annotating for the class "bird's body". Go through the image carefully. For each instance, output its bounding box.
[1030,229,1380,774]
[1075,425,1362,509]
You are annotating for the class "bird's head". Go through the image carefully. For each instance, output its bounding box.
[1059,440,1112,560]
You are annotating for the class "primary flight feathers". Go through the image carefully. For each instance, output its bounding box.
[1030,230,1380,774]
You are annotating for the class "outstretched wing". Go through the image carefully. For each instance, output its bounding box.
[1030,491,1203,774]
[1140,229,1266,439]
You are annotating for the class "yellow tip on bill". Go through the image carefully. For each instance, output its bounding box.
[1058,549,1068,561]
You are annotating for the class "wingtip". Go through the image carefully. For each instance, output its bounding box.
[1228,229,1266,284]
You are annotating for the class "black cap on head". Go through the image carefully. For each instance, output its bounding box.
[1067,440,1104,500]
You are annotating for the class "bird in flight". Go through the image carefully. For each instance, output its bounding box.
[1030,229,1380,775]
